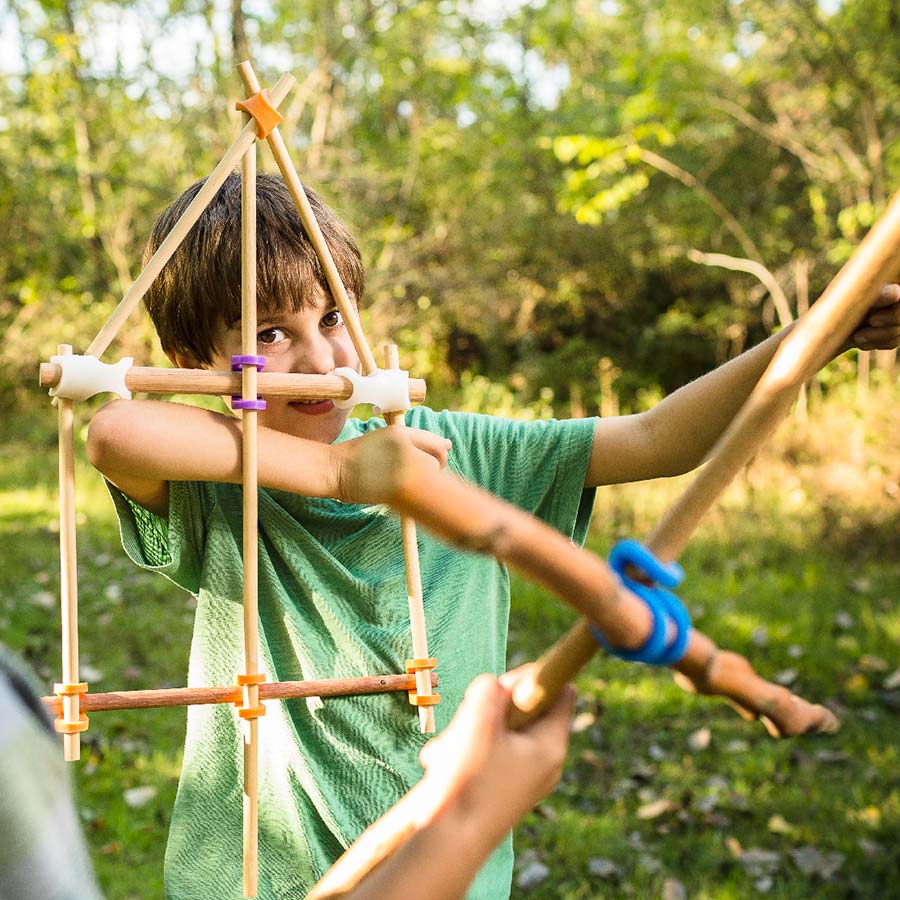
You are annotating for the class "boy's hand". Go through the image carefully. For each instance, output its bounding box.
[849,283,900,350]
[416,669,575,835]
[336,427,452,504]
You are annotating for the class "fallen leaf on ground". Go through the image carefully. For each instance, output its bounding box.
[789,846,844,879]
[587,857,622,881]
[637,798,676,820]
[688,726,711,752]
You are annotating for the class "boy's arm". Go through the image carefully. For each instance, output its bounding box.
[87,399,451,516]
[585,283,900,486]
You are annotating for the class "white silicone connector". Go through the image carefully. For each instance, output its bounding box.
[332,367,412,413]
[48,354,134,401]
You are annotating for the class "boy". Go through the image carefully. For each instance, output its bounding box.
[87,173,900,899]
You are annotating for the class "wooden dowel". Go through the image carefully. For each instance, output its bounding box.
[56,344,82,761]
[40,673,436,715]
[505,185,900,732]
[38,363,427,403]
[239,122,261,900]
[83,74,296,361]
[384,344,435,734]
[236,60,379,376]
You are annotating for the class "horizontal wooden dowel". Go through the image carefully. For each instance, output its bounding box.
[39,363,427,404]
[84,74,296,361]
[41,672,436,715]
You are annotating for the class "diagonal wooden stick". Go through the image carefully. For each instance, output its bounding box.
[236,61,378,375]
[83,74,296,360]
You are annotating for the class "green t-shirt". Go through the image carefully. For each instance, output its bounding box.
[108,407,596,900]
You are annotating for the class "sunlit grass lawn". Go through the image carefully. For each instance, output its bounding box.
[1,392,897,900]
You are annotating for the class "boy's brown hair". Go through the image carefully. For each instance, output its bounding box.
[143,173,364,366]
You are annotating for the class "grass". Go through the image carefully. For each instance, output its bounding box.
[1,384,898,899]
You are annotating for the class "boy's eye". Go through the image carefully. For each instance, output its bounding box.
[258,327,286,345]
[322,310,344,329]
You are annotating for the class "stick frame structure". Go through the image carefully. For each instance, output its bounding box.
[45,58,439,897]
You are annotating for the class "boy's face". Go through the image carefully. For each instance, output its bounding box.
[206,289,362,444]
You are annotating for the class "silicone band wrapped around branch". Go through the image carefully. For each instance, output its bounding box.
[48,354,133,401]
[332,367,412,413]
[592,539,692,665]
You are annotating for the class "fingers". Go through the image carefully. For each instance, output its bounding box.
[852,284,900,349]
[873,282,900,308]
[405,428,452,469]
[419,674,501,774]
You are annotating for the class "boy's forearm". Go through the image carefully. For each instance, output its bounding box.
[88,399,342,500]
[640,324,795,476]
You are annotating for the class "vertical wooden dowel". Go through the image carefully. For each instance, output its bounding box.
[57,344,82,761]
[240,120,261,900]
[384,345,436,734]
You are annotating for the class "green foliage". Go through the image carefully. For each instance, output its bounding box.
[13,0,899,419]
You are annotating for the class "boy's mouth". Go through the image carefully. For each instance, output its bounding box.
[289,399,336,416]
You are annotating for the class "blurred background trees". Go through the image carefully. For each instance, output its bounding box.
[3,0,898,413]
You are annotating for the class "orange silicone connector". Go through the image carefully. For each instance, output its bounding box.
[405,658,437,673]
[53,682,90,733]
[235,672,267,719]
[54,714,89,734]
[407,692,441,707]
[235,90,284,139]
[405,658,440,707]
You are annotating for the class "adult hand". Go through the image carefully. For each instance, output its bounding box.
[849,283,900,350]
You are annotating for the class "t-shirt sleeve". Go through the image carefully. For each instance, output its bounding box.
[105,480,210,594]
[408,409,597,547]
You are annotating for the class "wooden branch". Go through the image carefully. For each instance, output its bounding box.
[685,248,794,329]
[41,673,435,715]
[510,183,900,734]
[84,73,296,360]
[39,363,427,404]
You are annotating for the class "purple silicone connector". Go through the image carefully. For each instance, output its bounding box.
[232,397,267,410]
[231,355,267,409]
[231,354,267,371]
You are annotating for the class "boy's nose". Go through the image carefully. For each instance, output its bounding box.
[296,335,336,375]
